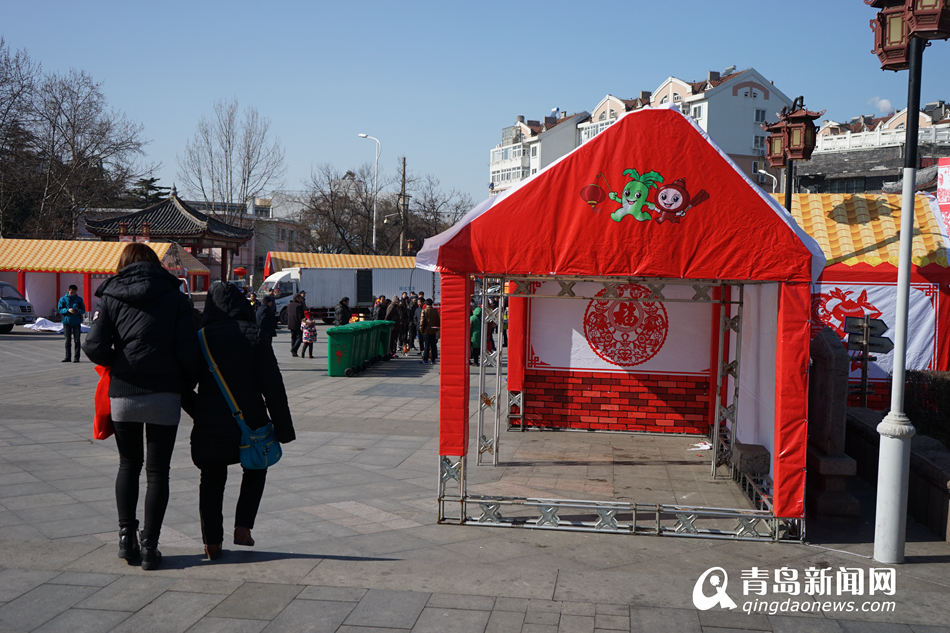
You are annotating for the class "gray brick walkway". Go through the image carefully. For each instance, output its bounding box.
[0,326,948,632]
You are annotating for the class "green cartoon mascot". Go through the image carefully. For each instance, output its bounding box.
[609,169,663,222]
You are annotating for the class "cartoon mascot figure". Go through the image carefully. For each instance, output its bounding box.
[653,178,709,224]
[609,169,663,222]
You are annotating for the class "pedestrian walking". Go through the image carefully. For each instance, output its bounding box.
[286,291,306,357]
[82,243,199,570]
[407,295,419,350]
[413,297,425,353]
[420,298,440,364]
[256,295,277,345]
[301,310,317,359]
[334,296,352,325]
[58,284,85,363]
[184,283,295,560]
[247,292,260,312]
[385,295,404,356]
[470,307,481,365]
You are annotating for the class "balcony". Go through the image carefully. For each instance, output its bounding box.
[489,143,530,169]
[578,118,616,144]
[815,126,950,152]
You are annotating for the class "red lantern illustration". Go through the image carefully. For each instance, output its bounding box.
[580,183,606,208]
[580,173,610,210]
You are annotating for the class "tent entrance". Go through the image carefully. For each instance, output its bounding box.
[439,275,803,542]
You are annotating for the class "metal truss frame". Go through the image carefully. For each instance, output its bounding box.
[438,456,803,541]
[441,274,804,542]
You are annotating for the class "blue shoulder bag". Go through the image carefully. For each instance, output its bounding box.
[198,328,282,470]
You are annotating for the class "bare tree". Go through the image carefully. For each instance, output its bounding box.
[406,174,472,251]
[178,98,285,219]
[0,39,39,236]
[298,165,470,256]
[30,69,145,236]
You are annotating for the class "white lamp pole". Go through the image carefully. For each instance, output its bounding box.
[358,133,381,253]
[757,169,778,194]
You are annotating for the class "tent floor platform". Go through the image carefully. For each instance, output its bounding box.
[439,426,797,541]
[468,430,751,510]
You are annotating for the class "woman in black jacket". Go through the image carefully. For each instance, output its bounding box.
[184,283,295,560]
[82,243,199,570]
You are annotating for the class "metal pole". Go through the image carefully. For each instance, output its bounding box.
[372,140,379,253]
[399,157,407,257]
[784,160,794,211]
[873,35,923,565]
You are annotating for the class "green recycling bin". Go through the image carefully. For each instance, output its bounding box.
[327,323,358,377]
[351,322,368,369]
[375,320,393,360]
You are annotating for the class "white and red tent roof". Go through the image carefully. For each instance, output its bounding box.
[419,106,824,282]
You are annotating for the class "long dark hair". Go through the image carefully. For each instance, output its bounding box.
[117,243,161,270]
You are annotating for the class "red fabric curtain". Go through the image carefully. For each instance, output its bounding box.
[439,273,472,455]
[772,282,812,518]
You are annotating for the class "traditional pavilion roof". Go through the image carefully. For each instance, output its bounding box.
[0,239,208,275]
[84,193,252,244]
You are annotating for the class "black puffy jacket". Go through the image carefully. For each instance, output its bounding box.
[83,262,199,396]
[184,283,295,468]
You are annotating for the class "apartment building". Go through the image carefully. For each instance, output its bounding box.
[488,67,793,194]
[797,101,950,194]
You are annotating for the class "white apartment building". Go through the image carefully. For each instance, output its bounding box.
[489,67,793,193]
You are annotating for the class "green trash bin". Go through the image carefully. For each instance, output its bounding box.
[376,320,393,360]
[327,323,357,377]
[355,322,372,368]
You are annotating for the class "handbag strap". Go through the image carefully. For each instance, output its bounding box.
[197,328,252,436]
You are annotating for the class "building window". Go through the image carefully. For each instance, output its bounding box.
[673,93,681,102]
[609,109,616,117]
[660,95,669,104]
[691,105,703,119]
[531,145,537,157]
[753,135,766,151]
[280,228,286,240]
[755,109,766,123]
[599,111,606,121]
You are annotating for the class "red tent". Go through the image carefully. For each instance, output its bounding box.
[418,107,825,522]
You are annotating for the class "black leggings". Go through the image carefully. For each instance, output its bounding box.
[198,464,267,545]
[112,422,178,543]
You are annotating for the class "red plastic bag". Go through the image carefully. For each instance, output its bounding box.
[94,365,114,440]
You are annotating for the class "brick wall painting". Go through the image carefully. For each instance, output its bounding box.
[520,281,714,434]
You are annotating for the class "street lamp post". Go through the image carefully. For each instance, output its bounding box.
[757,169,778,194]
[761,96,823,211]
[358,133,381,253]
[865,0,950,564]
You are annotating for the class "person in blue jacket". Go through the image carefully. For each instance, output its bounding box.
[58,284,85,363]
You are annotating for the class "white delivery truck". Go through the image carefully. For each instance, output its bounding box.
[258,266,439,325]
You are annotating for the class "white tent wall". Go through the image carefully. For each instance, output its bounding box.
[24,272,57,320]
[733,283,779,470]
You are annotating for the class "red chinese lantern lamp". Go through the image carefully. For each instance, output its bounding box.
[907,0,950,40]
[233,266,247,277]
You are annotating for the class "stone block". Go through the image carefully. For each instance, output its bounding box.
[732,441,770,476]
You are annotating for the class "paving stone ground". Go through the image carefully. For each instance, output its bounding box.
[0,325,948,633]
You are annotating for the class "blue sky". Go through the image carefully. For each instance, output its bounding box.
[3,1,949,205]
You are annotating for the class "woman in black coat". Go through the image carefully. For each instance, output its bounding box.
[183,283,295,560]
[82,243,199,570]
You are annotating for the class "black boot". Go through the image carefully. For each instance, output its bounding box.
[140,531,162,571]
[118,526,140,564]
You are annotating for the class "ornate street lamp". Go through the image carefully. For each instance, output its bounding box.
[869,0,950,70]
[866,0,950,565]
[761,97,824,210]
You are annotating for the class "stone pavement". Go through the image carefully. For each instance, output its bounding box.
[0,325,949,633]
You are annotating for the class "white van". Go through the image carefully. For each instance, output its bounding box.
[0,281,36,333]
